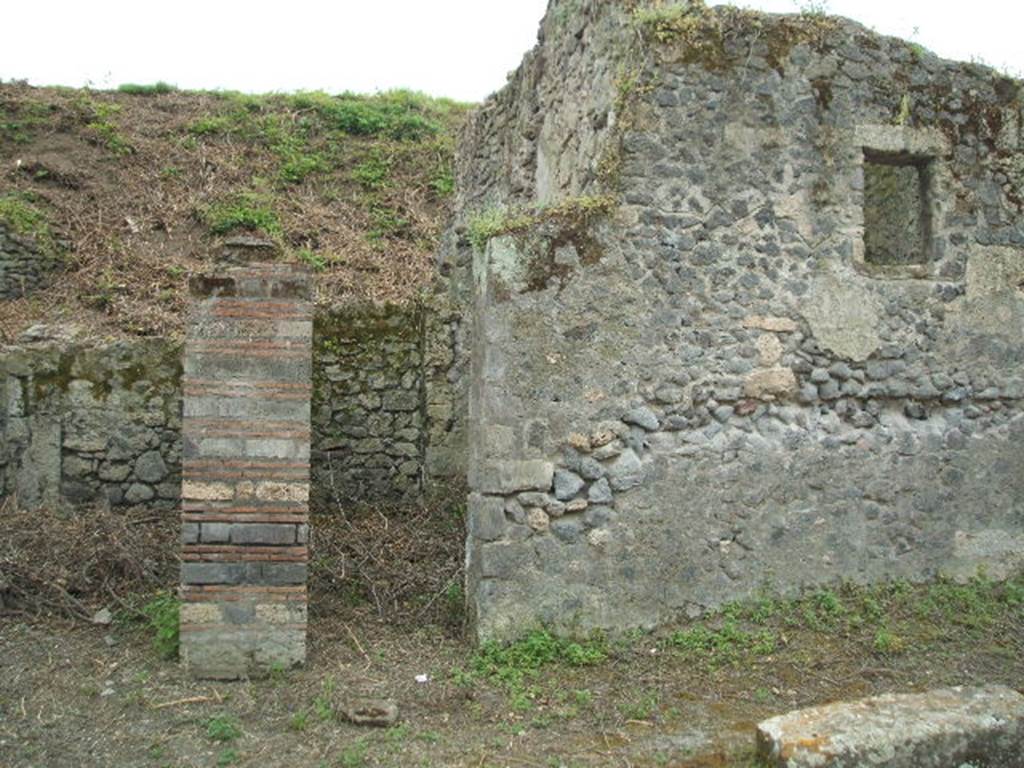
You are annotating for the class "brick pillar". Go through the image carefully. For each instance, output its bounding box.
[179,252,313,679]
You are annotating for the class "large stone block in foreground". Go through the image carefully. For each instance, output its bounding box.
[179,256,313,679]
[756,686,1024,767]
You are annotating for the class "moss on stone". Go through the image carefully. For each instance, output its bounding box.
[632,2,838,75]
[312,304,425,403]
[0,193,62,260]
[28,341,182,405]
[632,1,730,72]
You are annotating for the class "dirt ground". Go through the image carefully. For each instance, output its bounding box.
[2,571,1022,768]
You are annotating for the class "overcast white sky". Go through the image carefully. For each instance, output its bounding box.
[1,1,1020,102]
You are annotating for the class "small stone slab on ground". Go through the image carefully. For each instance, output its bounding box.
[340,698,399,728]
[756,685,1024,767]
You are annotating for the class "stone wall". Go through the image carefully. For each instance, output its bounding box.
[0,331,182,510]
[312,305,426,504]
[0,299,465,511]
[311,299,464,505]
[0,223,61,299]
[458,1,1024,640]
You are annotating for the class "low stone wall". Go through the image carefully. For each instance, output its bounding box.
[312,306,426,504]
[0,335,182,509]
[0,223,61,299]
[0,299,466,511]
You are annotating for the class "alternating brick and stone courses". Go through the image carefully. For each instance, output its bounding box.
[179,254,313,679]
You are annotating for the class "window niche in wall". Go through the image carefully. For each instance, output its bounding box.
[862,151,934,268]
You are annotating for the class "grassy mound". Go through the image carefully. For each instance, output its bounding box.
[0,81,470,341]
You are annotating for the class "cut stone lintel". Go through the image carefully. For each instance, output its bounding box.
[180,251,313,679]
[756,685,1024,768]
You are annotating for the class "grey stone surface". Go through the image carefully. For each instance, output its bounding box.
[479,460,554,494]
[229,524,298,546]
[457,0,1024,641]
[468,493,507,542]
[0,223,63,299]
[587,477,613,504]
[0,300,465,511]
[134,450,168,483]
[124,483,155,504]
[0,339,182,510]
[757,686,1024,767]
[181,562,307,586]
[553,469,585,500]
[180,625,305,680]
[311,302,462,504]
[623,407,660,432]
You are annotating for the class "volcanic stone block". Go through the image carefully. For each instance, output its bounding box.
[179,255,313,679]
[756,685,1024,767]
[478,460,554,494]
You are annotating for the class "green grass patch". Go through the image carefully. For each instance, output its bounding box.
[667,621,777,668]
[287,89,464,141]
[205,714,242,742]
[187,115,235,136]
[664,573,1024,670]
[467,195,617,252]
[288,710,309,732]
[141,590,180,660]
[618,688,660,721]
[76,100,134,155]
[915,574,1008,630]
[367,204,411,241]
[202,192,282,237]
[0,101,51,144]
[117,82,177,95]
[430,166,455,197]
[278,149,328,184]
[470,629,608,691]
[86,120,134,155]
[351,150,393,190]
[0,192,57,249]
[338,739,369,768]
[872,627,906,655]
[313,677,335,721]
[294,248,329,271]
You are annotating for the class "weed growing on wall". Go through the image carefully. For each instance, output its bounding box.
[632,1,707,42]
[467,195,617,252]
[795,0,831,17]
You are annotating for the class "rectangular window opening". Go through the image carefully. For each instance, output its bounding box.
[863,151,933,268]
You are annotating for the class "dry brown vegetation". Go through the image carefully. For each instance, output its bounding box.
[0,82,469,342]
[0,492,466,634]
[2,498,1021,767]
